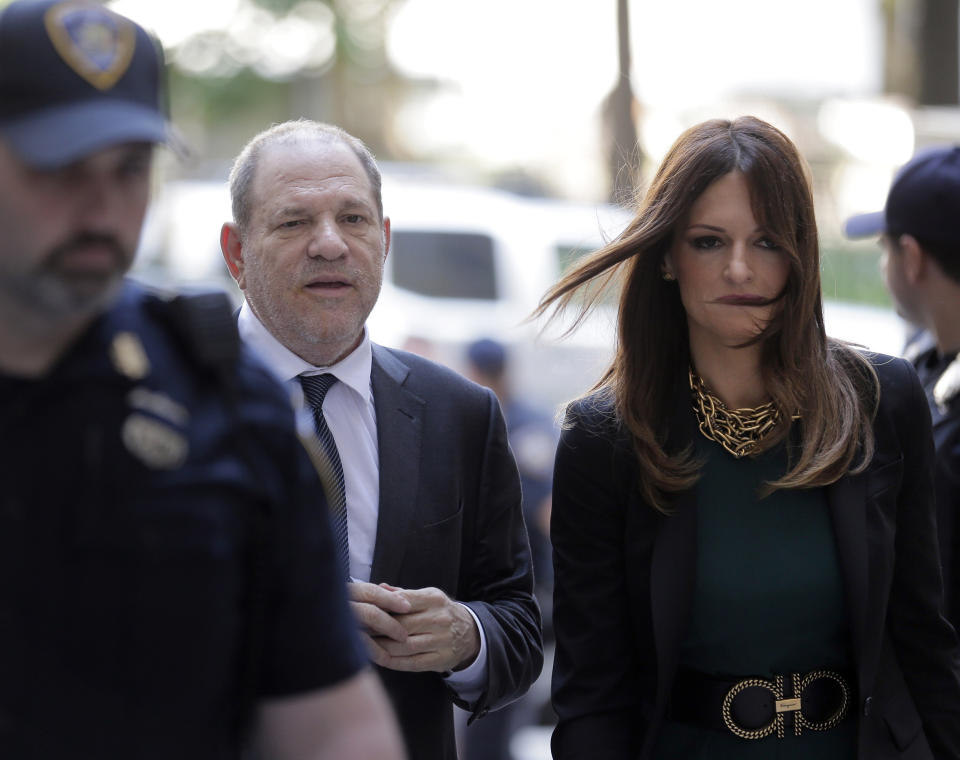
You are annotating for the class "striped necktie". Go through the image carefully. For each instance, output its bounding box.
[299,373,349,578]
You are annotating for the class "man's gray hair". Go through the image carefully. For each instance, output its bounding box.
[228,119,383,234]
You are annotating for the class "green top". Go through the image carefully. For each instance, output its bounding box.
[653,436,856,759]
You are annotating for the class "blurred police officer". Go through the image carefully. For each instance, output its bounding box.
[0,1,405,758]
[846,146,960,632]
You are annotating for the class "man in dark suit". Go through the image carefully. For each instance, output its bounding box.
[220,120,543,760]
[845,146,960,631]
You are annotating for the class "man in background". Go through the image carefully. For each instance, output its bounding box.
[0,2,404,757]
[220,119,543,760]
[846,146,960,630]
[460,337,556,760]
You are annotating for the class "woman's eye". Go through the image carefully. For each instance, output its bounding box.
[756,237,781,250]
[691,236,722,250]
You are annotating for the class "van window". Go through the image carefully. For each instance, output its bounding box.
[556,242,620,305]
[390,230,498,300]
[556,243,593,273]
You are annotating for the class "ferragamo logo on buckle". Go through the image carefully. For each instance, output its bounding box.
[721,670,851,740]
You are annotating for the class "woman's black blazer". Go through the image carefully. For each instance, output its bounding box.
[550,354,960,759]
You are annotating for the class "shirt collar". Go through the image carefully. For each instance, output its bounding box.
[238,301,373,403]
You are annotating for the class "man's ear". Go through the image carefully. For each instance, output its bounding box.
[221,222,246,290]
[898,234,926,285]
[382,216,391,262]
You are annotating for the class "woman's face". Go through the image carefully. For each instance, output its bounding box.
[664,171,791,353]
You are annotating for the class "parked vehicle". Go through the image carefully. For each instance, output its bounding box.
[133,173,907,412]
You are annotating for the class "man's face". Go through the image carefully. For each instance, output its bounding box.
[0,140,152,321]
[231,138,389,366]
[880,234,924,326]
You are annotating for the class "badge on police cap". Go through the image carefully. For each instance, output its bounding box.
[122,412,188,470]
[44,1,136,91]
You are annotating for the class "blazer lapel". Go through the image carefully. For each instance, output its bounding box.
[826,470,869,692]
[649,387,700,715]
[369,344,425,583]
[650,488,696,703]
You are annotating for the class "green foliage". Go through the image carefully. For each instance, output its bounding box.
[170,68,291,123]
[820,243,893,307]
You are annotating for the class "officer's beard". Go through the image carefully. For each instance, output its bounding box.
[30,232,132,318]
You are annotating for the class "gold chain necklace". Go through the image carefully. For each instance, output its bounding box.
[689,368,780,458]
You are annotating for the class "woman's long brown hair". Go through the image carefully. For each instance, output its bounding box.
[534,116,879,511]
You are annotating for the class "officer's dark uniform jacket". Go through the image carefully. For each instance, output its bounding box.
[913,343,960,633]
[0,281,366,759]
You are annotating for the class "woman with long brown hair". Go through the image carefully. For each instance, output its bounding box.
[539,116,960,759]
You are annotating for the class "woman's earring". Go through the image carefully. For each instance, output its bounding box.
[662,271,675,281]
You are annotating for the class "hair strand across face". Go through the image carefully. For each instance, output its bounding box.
[534,115,878,511]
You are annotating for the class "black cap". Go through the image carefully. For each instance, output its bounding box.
[845,146,960,246]
[467,338,507,375]
[0,0,179,168]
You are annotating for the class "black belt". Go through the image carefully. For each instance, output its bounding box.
[670,668,854,740]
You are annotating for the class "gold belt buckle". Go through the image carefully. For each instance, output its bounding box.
[720,670,851,740]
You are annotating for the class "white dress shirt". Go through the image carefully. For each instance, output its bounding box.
[238,303,487,694]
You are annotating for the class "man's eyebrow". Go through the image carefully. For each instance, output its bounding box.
[339,196,375,213]
[273,206,310,218]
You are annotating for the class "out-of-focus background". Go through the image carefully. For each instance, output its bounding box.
[27,0,960,756]
[88,0,952,410]
[77,0,951,410]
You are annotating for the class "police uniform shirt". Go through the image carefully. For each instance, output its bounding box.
[0,281,366,759]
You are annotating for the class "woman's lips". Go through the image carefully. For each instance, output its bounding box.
[714,294,767,305]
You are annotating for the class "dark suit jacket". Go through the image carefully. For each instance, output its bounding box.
[912,346,960,633]
[932,400,960,633]
[550,355,960,759]
[369,344,543,760]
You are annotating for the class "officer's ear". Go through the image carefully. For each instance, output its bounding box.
[897,234,926,285]
[221,222,246,290]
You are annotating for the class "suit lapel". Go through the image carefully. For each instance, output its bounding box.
[369,345,425,583]
[826,469,869,692]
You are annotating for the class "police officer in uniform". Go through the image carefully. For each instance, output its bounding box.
[0,1,405,758]
[846,146,960,632]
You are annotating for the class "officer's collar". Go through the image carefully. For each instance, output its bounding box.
[934,352,960,412]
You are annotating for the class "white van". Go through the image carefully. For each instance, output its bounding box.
[134,172,632,410]
[373,174,631,409]
[134,173,906,412]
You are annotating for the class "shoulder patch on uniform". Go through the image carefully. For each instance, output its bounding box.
[110,331,151,380]
[127,387,190,426]
[934,355,960,413]
[44,1,136,91]
[122,413,188,470]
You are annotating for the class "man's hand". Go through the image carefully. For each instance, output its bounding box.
[348,581,412,649]
[353,585,480,674]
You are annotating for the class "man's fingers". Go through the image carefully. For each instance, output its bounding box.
[395,586,446,612]
[361,630,447,672]
[349,601,409,642]
[359,631,395,668]
[380,653,446,673]
[348,580,411,614]
[376,632,438,658]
